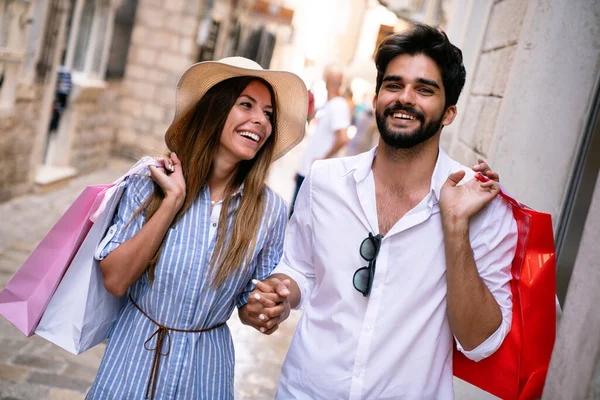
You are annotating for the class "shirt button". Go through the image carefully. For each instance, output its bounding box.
[212,223,217,227]
[355,371,362,378]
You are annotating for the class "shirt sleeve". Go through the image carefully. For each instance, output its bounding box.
[272,168,317,310]
[329,98,351,132]
[95,163,154,260]
[455,195,518,361]
[236,193,288,308]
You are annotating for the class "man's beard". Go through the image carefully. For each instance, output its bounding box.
[375,104,443,149]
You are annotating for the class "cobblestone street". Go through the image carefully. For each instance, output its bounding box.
[0,150,303,400]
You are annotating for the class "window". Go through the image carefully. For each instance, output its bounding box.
[105,0,137,79]
[0,0,31,113]
[63,0,116,81]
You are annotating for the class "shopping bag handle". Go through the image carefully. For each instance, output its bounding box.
[474,173,531,210]
[90,158,162,222]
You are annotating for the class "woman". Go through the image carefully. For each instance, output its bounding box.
[86,57,308,400]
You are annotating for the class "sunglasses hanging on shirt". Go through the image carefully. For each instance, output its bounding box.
[353,232,383,297]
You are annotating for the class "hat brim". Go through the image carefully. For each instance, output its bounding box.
[165,61,308,161]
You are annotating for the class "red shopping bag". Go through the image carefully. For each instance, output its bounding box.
[453,175,556,400]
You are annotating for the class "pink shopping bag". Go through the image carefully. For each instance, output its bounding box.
[0,158,158,336]
[0,185,110,336]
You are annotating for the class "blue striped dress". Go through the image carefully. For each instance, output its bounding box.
[86,163,288,399]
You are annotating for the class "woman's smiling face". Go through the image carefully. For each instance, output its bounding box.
[218,80,274,162]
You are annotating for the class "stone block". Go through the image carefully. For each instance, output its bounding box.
[49,388,85,400]
[139,0,162,7]
[116,128,138,145]
[154,86,176,108]
[138,135,164,154]
[0,382,50,400]
[124,64,147,81]
[130,25,150,45]
[166,14,198,36]
[457,95,485,146]
[135,120,155,138]
[0,364,29,382]
[449,138,484,168]
[0,349,12,363]
[164,0,186,13]
[163,107,175,125]
[482,0,529,50]
[116,114,136,131]
[472,45,517,97]
[146,69,171,86]
[474,96,503,156]
[15,83,36,101]
[27,372,90,393]
[179,37,196,56]
[136,6,165,29]
[155,52,191,76]
[153,122,170,139]
[62,363,99,382]
[186,0,206,17]
[130,46,158,66]
[120,97,144,117]
[143,103,165,122]
[12,355,66,373]
[168,34,181,51]
[124,81,157,102]
[456,95,502,157]
[147,30,177,50]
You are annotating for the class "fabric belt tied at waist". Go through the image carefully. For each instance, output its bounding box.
[129,294,226,400]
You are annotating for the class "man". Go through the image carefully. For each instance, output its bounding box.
[289,64,352,216]
[241,24,517,399]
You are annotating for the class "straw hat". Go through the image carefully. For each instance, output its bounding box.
[165,57,308,160]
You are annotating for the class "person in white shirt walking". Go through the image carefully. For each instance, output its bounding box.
[289,65,352,216]
[240,24,518,399]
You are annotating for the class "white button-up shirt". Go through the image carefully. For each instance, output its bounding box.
[274,147,517,400]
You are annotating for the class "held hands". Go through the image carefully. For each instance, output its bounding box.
[149,152,186,210]
[239,278,291,335]
[439,159,501,224]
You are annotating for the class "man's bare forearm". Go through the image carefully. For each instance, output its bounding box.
[443,217,502,351]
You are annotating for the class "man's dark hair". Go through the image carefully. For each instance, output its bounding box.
[374,23,466,107]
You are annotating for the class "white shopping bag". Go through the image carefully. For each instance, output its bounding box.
[34,158,160,354]
[35,180,128,354]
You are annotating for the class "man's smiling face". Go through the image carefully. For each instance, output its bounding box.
[373,53,456,149]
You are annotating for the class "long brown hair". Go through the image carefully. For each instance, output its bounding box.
[139,76,278,288]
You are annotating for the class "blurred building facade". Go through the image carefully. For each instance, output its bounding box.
[0,0,207,202]
[0,0,395,202]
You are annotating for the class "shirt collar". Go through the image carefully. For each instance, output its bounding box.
[202,182,245,204]
[348,147,378,183]
[346,145,459,204]
[430,146,457,203]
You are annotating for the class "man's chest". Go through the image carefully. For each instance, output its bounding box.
[375,188,429,237]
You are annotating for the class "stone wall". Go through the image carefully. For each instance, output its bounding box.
[449,0,529,165]
[69,83,121,174]
[0,84,45,202]
[113,0,206,159]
